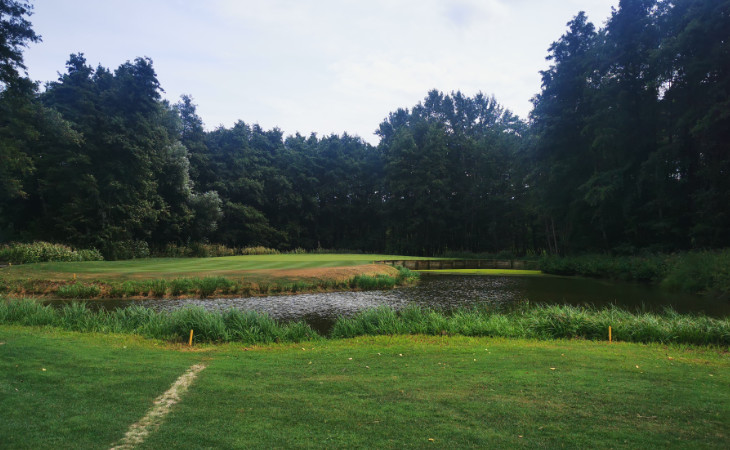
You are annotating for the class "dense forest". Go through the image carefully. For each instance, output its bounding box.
[1,0,728,258]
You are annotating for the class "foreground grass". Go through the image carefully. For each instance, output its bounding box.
[1,326,728,448]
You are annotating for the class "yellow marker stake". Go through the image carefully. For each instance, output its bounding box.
[189,329,194,346]
[73,273,76,280]
[609,326,612,343]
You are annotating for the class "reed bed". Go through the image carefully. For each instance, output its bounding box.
[330,304,730,346]
[1,300,727,346]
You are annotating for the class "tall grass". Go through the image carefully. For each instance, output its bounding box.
[2,300,727,346]
[0,300,319,344]
[330,304,730,346]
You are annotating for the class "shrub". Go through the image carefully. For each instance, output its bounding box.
[0,241,103,264]
[241,246,280,255]
[662,250,730,295]
[102,240,150,261]
[539,254,668,282]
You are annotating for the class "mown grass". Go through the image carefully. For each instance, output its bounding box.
[0,253,431,277]
[1,326,728,448]
[2,300,728,346]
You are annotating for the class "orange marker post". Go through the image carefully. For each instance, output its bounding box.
[609,326,612,343]
[189,329,194,346]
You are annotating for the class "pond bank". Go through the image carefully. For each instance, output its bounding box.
[0,264,418,300]
[2,300,729,346]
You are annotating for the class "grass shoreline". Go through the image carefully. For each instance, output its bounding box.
[2,300,728,347]
[0,264,420,300]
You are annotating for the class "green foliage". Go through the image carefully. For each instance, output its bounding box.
[541,250,730,295]
[0,299,319,344]
[194,276,234,297]
[539,254,669,282]
[101,240,150,261]
[241,246,280,255]
[3,0,730,258]
[330,304,730,346]
[662,250,730,296]
[0,241,103,264]
[157,243,237,258]
[56,283,101,299]
[2,299,728,346]
[0,0,41,88]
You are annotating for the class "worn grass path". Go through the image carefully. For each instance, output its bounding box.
[1,325,728,448]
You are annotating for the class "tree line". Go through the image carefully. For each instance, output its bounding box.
[1,0,728,257]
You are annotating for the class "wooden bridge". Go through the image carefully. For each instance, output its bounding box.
[375,259,540,271]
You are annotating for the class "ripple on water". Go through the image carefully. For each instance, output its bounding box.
[43,274,730,335]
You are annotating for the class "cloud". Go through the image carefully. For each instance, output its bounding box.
[25,0,620,144]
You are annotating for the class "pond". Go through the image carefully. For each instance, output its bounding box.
[44,274,730,333]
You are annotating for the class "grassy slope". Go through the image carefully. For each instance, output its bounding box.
[1,254,430,280]
[1,326,728,449]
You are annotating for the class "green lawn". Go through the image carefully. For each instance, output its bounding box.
[1,325,728,448]
[1,254,430,280]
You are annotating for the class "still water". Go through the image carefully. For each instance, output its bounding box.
[44,274,730,332]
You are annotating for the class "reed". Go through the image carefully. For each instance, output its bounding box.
[57,283,102,299]
[330,304,730,346]
[2,299,728,346]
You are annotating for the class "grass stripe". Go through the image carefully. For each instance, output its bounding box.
[110,363,207,449]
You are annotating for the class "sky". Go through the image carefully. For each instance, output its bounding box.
[23,0,619,144]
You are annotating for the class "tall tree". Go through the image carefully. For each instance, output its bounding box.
[0,0,39,88]
[529,12,599,253]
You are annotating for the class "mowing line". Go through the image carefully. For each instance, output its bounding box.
[110,363,207,450]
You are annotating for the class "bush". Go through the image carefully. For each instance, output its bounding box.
[102,240,150,261]
[0,241,104,264]
[241,246,280,255]
[662,250,730,295]
[539,254,668,282]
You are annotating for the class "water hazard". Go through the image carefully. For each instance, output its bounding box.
[44,274,730,333]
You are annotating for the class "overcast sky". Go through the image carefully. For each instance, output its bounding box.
[23,0,618,144]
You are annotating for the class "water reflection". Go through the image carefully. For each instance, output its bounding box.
[45,274,730,320]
